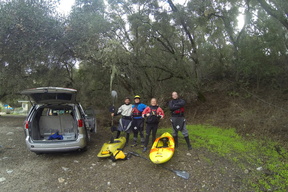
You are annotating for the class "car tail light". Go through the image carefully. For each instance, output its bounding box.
[25,121,29,129]
[78,119,83,127]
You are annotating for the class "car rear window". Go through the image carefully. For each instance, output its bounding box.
[32,93,72,103]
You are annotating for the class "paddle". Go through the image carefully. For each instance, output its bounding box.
[128,151,190,180]
[109,90,118,132]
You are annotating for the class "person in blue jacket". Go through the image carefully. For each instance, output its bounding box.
[131,95,147,147]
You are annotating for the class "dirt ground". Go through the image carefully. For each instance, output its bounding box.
[0,115,251,192]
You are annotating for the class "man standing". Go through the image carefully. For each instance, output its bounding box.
[169,92,192,150]
[131,95,147,147]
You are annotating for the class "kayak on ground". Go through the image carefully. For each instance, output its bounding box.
[149,132,175,164]
[97,137,126,158]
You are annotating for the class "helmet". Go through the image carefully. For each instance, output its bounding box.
[134,95,141,99]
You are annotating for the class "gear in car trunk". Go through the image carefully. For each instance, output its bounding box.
[30,105,78,141]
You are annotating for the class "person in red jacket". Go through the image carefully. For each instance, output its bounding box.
[142,98,165,152]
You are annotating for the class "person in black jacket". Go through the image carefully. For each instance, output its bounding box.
[168,92,192,150]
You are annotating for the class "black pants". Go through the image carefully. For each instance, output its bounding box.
[131,119,144,142]
[144,123,159,147]
[116,131,130,143]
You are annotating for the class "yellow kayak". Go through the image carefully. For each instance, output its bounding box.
[97,137,126,158]
[149,132,175,164]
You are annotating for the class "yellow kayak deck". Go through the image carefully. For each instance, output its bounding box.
[149,132,175,164]
[97,137,126,158]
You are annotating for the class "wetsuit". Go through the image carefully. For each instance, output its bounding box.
[131,102,147,145]
[142,106,165,148]
[168,98,192,149]
[114,103,132,142]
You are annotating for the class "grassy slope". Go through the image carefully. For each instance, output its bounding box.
[158,125,288,192]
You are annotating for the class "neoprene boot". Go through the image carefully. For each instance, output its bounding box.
[140,137,145,147]
[184,136,192,150]
[131,137,137,147]
[173,136,178,148]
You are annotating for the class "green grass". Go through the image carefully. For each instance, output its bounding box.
[158,125,288,191]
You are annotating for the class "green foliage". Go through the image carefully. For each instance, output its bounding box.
[158,125,288,191]
[0,0,71,103]
[0,0,287,106]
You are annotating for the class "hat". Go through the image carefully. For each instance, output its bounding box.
[134,95,141,99]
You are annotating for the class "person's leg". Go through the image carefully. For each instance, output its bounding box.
[151,124,158,144]
[173,133,178,148]
[116,119,123,138]
[131,120,138,146]
[143,124,152,152]
[181,122,192,150]
[125,133,130,145]
[171,117,179,148]
[139,119,145,146]
[132,130,138,146]
[122,118,131,132]
[116,130,121,138]
[125,119,132,145]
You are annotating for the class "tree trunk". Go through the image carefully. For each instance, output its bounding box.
[167,0,200,87]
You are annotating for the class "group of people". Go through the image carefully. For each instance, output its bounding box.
[111,92,192,152]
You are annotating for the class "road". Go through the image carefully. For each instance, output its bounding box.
[0,115,249,191]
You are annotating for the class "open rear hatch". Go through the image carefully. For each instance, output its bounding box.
[21,87,77,104]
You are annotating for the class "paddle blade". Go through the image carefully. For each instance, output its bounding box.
[175,170,190,180]
[111,90,118,99]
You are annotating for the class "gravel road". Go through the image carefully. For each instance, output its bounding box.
[0,115,250,191]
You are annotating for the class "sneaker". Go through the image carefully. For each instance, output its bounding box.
[143,147,147,152]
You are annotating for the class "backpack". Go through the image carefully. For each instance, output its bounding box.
[146,106,160,124]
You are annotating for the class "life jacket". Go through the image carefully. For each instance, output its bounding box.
[172,107,184,115]
[132,104,142,117]
[110,149,131,162]
[146,106,160,124]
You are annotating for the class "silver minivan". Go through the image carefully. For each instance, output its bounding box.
[21,87,96,154]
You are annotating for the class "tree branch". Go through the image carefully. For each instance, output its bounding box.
[257,0,288,30]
